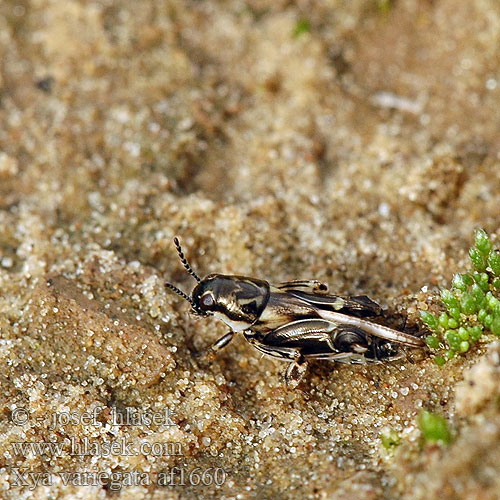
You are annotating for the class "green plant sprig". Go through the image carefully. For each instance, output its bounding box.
[419,229,500,365]
[418,410,453,446]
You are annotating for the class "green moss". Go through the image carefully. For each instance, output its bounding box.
[377,0,392,15]
[381,428,400,450]
[475,229,493,255]
[452,273,474,291]
[487,293,500,313]
[293,19,311,38]
[478,308,488,323]
[425,335,440,349]
[469,247,487,272]
[433,356,446,366]
[445,330,460,350]
[491,316,500,336]
[448,309,460,322]
[469,325,483,340]
[418,410,453,445]
[488,251,500,276]
[473,272,490,292]
[457,327,469,340]
[420,229,500,363]
[441,289,459,309]
[438,312,449,328]
[420,310,438,330]
[460,292,477,315]
[459,340,470,353]
[471,283,486,306]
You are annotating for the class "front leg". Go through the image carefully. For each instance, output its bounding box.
[211,331,235,352]
[198,330,235,363]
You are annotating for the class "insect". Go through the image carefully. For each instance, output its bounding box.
[165,238,425,388]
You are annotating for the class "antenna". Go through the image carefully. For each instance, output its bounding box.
[164,282,193,304]
[165,237,207,316]
[164,281,207,316]
[173,237,201,283]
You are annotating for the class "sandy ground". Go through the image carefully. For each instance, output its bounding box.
[1,0,500,498]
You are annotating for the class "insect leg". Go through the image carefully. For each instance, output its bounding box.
[197,331,235,363]
[316,309,424,347]
[210,331,235,352]
[277,280,329,294]
[284,352,308,389]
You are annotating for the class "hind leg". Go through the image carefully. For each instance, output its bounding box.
[284,353,308,389]
[332,325,370,354]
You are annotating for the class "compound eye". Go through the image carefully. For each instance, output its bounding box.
[200,293,215,310]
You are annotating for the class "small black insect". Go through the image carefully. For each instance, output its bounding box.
[166,238,425,387]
